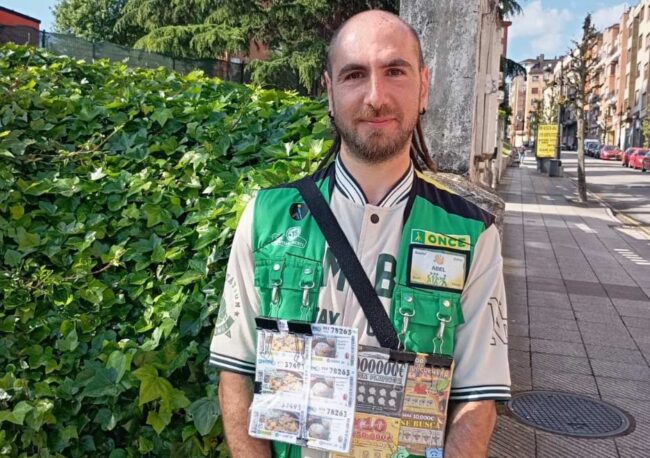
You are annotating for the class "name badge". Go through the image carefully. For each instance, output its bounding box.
[408,245,467,291]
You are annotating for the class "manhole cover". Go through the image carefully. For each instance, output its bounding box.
[506,391,635,438]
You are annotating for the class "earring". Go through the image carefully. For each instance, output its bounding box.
[420,108,427,116]
[328,111,334,119]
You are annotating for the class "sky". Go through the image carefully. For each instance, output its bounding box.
[0,0,637,63]
[508,0,633,62]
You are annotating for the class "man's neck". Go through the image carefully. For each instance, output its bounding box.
[339,146,411,206]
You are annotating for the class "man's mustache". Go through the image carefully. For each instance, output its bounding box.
[352,107,398,121]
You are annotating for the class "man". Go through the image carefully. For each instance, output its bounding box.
[210,10,510,458]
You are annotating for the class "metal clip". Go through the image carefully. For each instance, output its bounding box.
[398,306,415,350]
[433,312,452,354]
[271,279,282,306]
[301,281,314,308]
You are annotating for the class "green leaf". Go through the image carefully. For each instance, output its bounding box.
[106,350,131,382]
[56,320,79,352]
[3,249,22,267]
[146,410,171,434]
[15,227,41,250]
[176,271,204,286]
[187,397,220,436]
[90,168,106,181]
[94,408,117,431]
[138,435,154,453]
[151,108,173,127]
[80,368,119,398]
[9,205,24,220]
[193,227,220,250]
[0,401,33,425]
[132,365,173,406]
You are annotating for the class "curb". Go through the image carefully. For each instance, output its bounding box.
[562,170,650,240]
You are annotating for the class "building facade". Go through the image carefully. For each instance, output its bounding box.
[510,1,650,151]
[508,54,558,147]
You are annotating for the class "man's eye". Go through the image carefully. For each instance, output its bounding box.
[345,71,364,80]
[387,68,405,76]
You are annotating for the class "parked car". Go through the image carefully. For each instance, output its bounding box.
[622,147,645,166]
[641,152,650,172]
[584,140,599,157]
[589,143,602,157]
[628,149,650,169]
[599,145,623,160]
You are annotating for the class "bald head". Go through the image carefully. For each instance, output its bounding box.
[326,10,425,75]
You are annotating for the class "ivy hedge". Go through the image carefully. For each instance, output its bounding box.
[0,44,330,457]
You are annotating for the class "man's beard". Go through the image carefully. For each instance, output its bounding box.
[335,107,417,164]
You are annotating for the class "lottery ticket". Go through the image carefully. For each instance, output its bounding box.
[249,321,358,453]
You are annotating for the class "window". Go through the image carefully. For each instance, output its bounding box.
[640,34,644,49]
[531,75,539,82]
[643,92,647,109]
[635,89,639,106]
[532,88,539,94]
[645,62,649,78]
[646,33,650,48]
[638,63,642,77]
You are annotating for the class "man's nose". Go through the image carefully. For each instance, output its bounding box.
[364,73,387,111]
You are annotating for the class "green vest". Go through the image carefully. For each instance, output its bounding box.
[251,165,494,458]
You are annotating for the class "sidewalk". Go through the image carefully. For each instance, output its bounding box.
[488,156,650,458]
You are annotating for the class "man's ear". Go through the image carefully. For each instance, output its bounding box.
[419,66,430,112]
[324,71,334,115]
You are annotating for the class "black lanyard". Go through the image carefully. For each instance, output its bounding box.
[294,176,400,350]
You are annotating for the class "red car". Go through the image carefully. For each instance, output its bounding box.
[622,147,647,166]
[628,149,650,169]
[599,145,623,160]
[641,152,650,172]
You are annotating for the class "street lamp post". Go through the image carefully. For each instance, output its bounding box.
[555,60,564,160]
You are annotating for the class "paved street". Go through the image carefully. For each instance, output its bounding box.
[561,150,650,228]
[488,155,650,458]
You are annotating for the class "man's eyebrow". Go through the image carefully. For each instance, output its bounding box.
[338,63,367,76]
[337,58,413,77]
[384,58,413,69]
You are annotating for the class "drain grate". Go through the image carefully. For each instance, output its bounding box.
[506,391,635,438]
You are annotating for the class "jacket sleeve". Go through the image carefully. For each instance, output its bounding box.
[450,224,511,402]
[209,197,260,376]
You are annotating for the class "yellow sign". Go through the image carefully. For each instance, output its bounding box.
[536,124,558,158]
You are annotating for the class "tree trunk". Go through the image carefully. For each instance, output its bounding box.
[576,111,588,202]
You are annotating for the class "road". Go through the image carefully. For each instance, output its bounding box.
[559,150,650,228]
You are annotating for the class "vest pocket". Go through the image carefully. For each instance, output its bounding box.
[392,285,464,356]
[254,257,323,321]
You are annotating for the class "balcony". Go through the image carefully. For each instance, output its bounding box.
[607,45,620,62]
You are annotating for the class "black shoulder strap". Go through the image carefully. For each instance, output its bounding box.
[294,176,399,350]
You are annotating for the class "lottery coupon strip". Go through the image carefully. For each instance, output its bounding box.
[332,348,453,458]
[248,320,358,453]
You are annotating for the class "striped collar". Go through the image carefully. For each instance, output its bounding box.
[334,154,414,207]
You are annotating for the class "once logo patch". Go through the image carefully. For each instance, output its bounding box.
[271,226,307,248]
[488,297,508,346]
[290,202,309,221]
[411,229,471,251]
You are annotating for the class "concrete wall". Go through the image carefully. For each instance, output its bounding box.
[400,0,481,175]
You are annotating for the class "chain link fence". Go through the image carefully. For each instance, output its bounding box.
[0,25,246,83]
